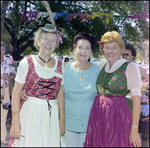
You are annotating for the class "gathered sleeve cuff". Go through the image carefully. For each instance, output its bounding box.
[14,58,28,84]
[126,62,143,96]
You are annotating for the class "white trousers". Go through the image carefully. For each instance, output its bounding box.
[1,87,10,141]
[61,130,86,147]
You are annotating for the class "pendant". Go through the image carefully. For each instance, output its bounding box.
[80,71,84,81]
[44,63,48,67]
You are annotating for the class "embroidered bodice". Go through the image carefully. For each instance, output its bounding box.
[24,56,63,100]
[96,62,130,97]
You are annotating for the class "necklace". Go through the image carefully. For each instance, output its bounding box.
[38,54,51,67]
[76,62,85,82]
[80,71,84,81]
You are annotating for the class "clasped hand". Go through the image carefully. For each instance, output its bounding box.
[1,74,10,80]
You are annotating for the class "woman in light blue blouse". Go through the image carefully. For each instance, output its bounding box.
[61,32,100,147]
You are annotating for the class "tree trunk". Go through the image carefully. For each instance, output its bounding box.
[1,1,9,34]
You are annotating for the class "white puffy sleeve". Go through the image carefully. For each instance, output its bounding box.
[126,62,143,96]
[14,58,28,84]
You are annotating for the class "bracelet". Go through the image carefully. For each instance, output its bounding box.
[11,111,20,116]
[132,125,138,128]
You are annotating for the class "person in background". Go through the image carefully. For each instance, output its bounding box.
[1,42,16,145]
[3,54,15,100]
[8,24,65,147]
[63,57,69,66]
[61,32,100,147]
[122,43,149,86]
[84,31,143,147]
[122,43,149,144]
[122,43,149,111]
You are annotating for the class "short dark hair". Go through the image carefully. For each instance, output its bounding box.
[64,57,69,62]
[125,43,136,60]
[73,32,95,51]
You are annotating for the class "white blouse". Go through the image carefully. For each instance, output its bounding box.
[99,58,143,96]
[15,55,64,85]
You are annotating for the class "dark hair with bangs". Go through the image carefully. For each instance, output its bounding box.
[125,43,137,61]
[73,32,95,51]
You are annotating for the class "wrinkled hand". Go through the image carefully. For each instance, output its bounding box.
[21,89,27,101]
[129,128,142,147]
[59,118,65,136]
[2,75,10,80]
[10,119,21,139]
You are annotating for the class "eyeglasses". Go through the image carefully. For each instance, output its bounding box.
[122,53,129,57]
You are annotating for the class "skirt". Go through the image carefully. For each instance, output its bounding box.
[8,97,60,147]
[84,95,134,147]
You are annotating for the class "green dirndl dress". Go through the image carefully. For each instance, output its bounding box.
[84,62,134,147]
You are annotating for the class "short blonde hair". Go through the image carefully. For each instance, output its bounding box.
[34,29,60,50]
[99,31,125,55]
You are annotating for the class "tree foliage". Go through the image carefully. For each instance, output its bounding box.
[1,1,10,33]
[2,0,149,60]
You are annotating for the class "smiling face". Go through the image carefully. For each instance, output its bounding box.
[38,33,57,55]
[103,41,121,65]
[122,49,134,62]
[74,39,92,63]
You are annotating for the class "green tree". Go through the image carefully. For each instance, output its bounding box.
[2,1,149,60]
[1,1,10,34]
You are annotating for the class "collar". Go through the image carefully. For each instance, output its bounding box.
[105,59,129,73]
